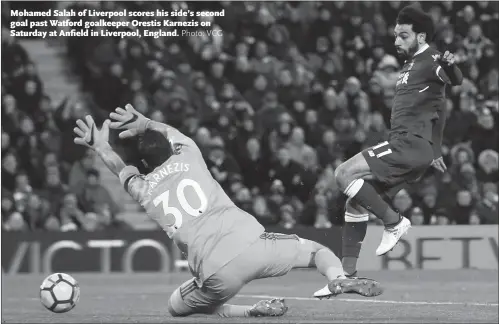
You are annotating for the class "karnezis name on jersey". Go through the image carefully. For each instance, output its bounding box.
[147,163,189,196]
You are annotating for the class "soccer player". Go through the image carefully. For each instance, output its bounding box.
[334,4,463,276]
[73,105,383,318]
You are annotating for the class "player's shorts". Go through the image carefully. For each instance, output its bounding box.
[362,132,433,199]
[168,232,309,316]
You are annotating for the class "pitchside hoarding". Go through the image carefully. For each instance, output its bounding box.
[358,225,498,270]
[2,225,497,274]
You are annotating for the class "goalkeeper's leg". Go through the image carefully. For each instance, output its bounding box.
[250,233,383,298]
[168,277,279,318]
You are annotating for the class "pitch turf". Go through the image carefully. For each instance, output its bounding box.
[2,269,498,323]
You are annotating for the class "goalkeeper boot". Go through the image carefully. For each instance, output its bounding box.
[314,276,383,299]
[248,298,288,317]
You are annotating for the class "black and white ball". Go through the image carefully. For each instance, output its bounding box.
[39,273,80,313]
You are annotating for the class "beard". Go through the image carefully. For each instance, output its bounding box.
[397,39,419,59]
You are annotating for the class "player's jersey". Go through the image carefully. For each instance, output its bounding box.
[391,44,447,142]
[120,127,264,283]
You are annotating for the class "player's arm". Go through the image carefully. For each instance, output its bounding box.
[73,116,149,203]
[430,103,448,173]
[436,51,463,86]
[118,165,148,204]
[94,143,127,177]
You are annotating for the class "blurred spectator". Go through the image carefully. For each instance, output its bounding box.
[233,186,253,214]
[238,138,268,194]
[1,190,16,227]
[1,27,29,76]
[475,190,498,224]
[68,151,97,191]
[393,189,413,216]
[302,109,326,148]
[40,171,67,217]
[252,195,278,226]
[409,206,426,226]
[53,97,90,164]
[462,23,493,63]
[206,137,241,191]
[268,147,304,199]
[256,92,287,136]
[420,187,439,225]
[434,208,452,225]
[59,193,85,231]
[301,192,333,228]
[2,153,19,192]
[469,108,497,156]
[74,169,120,218]
[285,126,317,167]
[23,194,51,230]
[452,190,476,224]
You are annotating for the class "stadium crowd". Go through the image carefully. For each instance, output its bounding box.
[2,1,498,232]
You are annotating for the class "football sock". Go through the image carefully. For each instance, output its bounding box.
[314,248,344,281]
[342,219,368,276]
[344,179,401,227]
[215,304,252,317]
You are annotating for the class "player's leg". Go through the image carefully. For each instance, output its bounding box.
[291,236,344,280]
[210,257,288,318]
[334,137,425,255]
[334,151,402,227]
[342,198,369,277]
[168,253,288,318]
[167,278,204,317]
[291,237,383,298]
[167,276,254,317]
[251,233,382,298]
[341,182,405,276]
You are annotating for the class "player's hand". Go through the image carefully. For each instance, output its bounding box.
[109,103,150,139]
[438,51,456,66]
[431,157,447,173]
[73,116,110,151]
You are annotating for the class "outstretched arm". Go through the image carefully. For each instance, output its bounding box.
[95,143,127,177]
[437,51,463,86]
[73,116,149,204]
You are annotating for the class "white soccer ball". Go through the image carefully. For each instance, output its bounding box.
[39,273,80,313]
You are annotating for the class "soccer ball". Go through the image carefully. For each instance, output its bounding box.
[39,273,80,313]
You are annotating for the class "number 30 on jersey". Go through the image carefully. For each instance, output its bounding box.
[152,179,208,232]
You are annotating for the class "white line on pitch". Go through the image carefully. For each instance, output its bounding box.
[8,295,498,308]
[237,294,499,307]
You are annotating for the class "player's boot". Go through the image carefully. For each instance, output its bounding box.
[248,298,288,317]
[376,216,411,256]
[313,277,383,299]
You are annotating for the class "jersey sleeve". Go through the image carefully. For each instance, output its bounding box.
[430,51,451,84]
[435,65,452,84]
[119,165,149,205]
